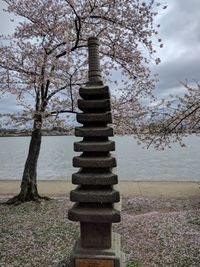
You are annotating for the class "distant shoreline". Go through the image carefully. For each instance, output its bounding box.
[0,133,72,137]
[1,130,199,137]
[0,131,73,137]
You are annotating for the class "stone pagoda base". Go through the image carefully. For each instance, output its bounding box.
[70,233,125,267]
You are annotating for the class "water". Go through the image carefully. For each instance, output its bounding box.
[0,135,199,181]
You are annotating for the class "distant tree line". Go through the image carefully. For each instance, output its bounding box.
[0,126,73,136]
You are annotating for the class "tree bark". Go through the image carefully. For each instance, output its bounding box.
[7,115,49,204]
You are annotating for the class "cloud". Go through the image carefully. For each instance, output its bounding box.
[160,0,200,46]
[154,53,200,93]
[0,1,17,35]
[0,95,22,114]
[153,0,200,97]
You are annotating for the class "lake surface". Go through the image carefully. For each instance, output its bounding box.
[0,135,199,181]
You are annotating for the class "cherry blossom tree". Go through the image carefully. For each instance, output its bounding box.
[0,0,165,203]
[131,81,200,150]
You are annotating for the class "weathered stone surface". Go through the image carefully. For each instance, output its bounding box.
[80,223,111,248]
[72,172,118,185]
[68,37,121,266]
[74,140,115,152]
[75,126,113,137]
[88,37,102,83]
[79,86,110,99]
[68,203,120,223]
[70,186,120,203]
[78,99,111,111]
[69,233,122,267]
[73,156,117,168]
[77,112,112,123]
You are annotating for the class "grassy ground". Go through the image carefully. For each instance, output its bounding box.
[0,196,199,267]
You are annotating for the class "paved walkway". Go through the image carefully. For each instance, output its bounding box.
[0,180,199,198]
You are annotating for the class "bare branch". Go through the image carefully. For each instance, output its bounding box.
[46,85,69,101]
[49,109,78,116]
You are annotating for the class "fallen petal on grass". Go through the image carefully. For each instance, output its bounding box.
[0,195,199,267]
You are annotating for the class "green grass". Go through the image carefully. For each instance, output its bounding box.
[126,258,142,267]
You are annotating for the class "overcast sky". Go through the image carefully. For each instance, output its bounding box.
[153,0,200,98]
[0,0,200,114]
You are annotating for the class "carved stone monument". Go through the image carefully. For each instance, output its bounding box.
[68,37,121,267]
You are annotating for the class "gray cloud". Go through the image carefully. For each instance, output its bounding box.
[0,95,22,114]
[153,0,200,97]
[155,52,200,93]
[160,0,200,46]
[0,0,16,35]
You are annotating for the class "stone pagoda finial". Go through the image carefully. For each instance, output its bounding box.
[88,36,103,84]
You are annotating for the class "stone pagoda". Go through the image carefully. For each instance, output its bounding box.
[68,37,121,267]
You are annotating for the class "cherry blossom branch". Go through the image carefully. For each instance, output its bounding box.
[65,0,82,52]
[166,105,200,134]
[46,85,69,101]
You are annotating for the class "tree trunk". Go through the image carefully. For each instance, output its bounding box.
[7,115,49,204]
